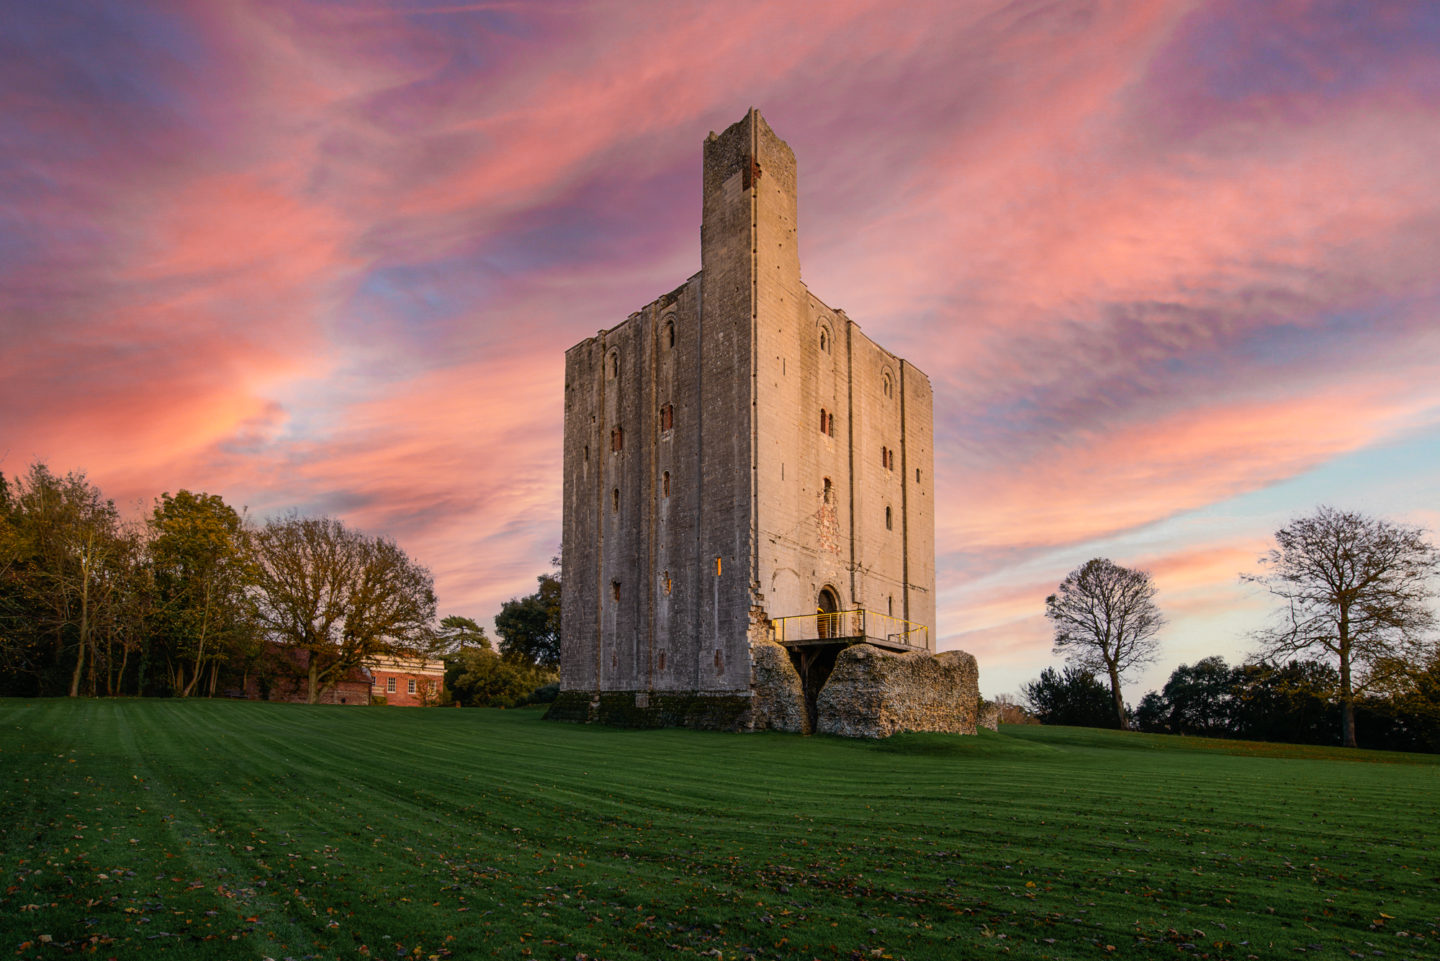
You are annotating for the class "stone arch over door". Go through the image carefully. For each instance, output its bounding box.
[817,586,840,639]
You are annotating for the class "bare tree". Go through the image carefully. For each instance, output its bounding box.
[251,515,437,703]
[1045,558,1164,729]
[1246,506,1439,748]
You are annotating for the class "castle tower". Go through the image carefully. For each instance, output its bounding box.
[555,110,935,729]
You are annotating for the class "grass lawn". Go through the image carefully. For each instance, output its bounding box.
[1,700,1437,960]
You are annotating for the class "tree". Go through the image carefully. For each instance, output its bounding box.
[1158,656,1236,737]
[1021,665,1120,728]
[149,491,258,697]
[251,515,437,703]
[444,645,556,707]
[1045,558,1164,729]
[3,464,135,697]
[435,614,489,653]
[1246,506,1440,747]
[494,571,561,667]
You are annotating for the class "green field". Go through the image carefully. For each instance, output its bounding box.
[2,701,1437,960]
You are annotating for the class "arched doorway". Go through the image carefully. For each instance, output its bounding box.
[817,587,839,639]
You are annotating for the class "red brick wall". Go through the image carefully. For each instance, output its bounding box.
[372,671,442,706]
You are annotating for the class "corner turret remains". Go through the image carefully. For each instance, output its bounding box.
[548,110,978,736]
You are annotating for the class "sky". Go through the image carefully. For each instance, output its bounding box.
[3,0,1439,701]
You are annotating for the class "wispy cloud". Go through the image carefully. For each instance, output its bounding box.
[3,0,1438,682]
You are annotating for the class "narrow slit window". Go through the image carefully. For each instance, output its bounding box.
[827,411,835,436]
[660,403,674,431]
[819,407,828,434]
[658,651,667,671]
[885,506,893,530]
[584,445,589,462]
[611,427,623,451]
[823,477,833,504]
[881,446,888,468]
[662,471,670,497]
[916,468,921,483]
[663,571,672,595]
[888,595,894,616]
[612,581,621,601]
[715,556,722,576]
[665,319,675,348]
[608,351,619,379]
[819,330,828,352]
[612,488,619,513]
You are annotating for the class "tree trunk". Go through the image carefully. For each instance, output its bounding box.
[70,571,90,697]
[68,631,85,698]
[308,660,319,704]
[116,644,131,697]
[1339,612,1357,748]
[1108,664,1127,730]
[1339,651,1357,748]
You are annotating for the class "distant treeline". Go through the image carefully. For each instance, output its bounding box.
[0,462,558,704]
[1022,658,1440,753]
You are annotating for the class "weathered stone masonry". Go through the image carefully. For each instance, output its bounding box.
[551,110,975,736]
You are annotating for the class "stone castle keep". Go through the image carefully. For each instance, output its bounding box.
[548,110,979,736]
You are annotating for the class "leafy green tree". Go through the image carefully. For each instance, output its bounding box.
[1159,656,1236,737]
[1045,558,1164,729]
[1247,506,1440,747]
[252,515,437,703]
[1230,660,1338,745]
[149,491,258,697]
[444,645,556,707]
[3,464,135,696]
[494,571,561,667]
[1021,666,1120,728]
[436,614,489,653]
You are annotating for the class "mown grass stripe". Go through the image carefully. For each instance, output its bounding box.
[1,700,1437,960]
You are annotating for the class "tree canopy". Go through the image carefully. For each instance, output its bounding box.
[1045,558,1163,729]
[494,571,561,667]
[1021,666,1119,728]
[1246,506,1439,747]
[251,515,437,703]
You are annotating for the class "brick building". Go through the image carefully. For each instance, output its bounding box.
[555,110,935,728]
[367,655,446,706]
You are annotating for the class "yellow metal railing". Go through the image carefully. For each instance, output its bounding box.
[770,609,929,649]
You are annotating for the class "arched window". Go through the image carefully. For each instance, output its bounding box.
[819,407,828,434]
[827,411,835,436]
[664,319,675,348]
[882,372,893,399]
[662,471,671,497]
[819,330,828,352]
[608,351,619,379]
